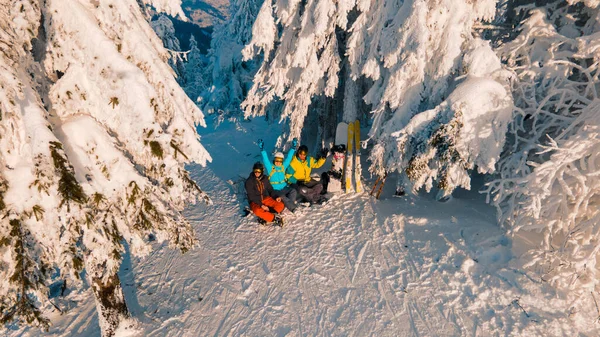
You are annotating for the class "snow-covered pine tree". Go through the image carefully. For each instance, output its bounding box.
[485,0,600,305]
[203,0,263,122]
[183,35,208,105]
[241,0,346,143]
[1,2,64,330]
[354,0,512,199]
[242,0,512,192]
[151,14,186,82]
[370,38,513,199]
[0,1,211,336]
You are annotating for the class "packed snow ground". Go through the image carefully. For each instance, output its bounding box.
[9,119,600,336]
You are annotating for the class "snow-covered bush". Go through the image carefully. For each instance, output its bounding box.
[0,1,210,336]
[485,2,600,302]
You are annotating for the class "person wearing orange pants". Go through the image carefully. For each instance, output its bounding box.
[245,162,285,224]
[250,196,284,222]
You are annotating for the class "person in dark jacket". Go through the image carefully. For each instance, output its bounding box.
[245,162,285,224]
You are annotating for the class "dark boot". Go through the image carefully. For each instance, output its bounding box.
[273,214,284,227]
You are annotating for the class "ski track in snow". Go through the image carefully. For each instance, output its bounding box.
[11,120,599,337]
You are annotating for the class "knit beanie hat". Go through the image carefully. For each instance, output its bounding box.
[252,162,264,173]
[297,145,308,155]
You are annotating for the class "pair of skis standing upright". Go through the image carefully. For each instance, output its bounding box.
[327,120,363,194]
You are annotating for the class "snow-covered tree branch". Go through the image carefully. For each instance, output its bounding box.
[151,14,186,81]
[0,0,210,335]
[369,39,513,199]
[241,0,346,142]
[485,1,600,303]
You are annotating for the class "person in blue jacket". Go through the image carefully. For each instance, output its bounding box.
[259,138,298,213]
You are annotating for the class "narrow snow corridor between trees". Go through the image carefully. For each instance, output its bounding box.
[14,120,595,337]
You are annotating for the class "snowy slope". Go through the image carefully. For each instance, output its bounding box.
[9,119,600,336]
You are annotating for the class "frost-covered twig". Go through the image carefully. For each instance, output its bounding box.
[511,298,530,318]
[592,292,600,323]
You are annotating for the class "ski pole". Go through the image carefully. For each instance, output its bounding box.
[375,173,387,199]
[370,176,382,196]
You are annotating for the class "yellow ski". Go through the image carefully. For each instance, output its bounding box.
[345,122,354,193]
[354,120,363,193]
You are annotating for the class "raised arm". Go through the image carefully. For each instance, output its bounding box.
[283,148,295,169]
[261,150,273,174]
[310,156,326,169]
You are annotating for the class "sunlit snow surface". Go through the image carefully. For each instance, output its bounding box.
[11,119,599,336]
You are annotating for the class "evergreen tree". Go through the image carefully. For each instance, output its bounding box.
[183,35,208,105]
[204,0,263,122]
[242,0,510,177]
[241,0,346,143]
[0,1,211,336]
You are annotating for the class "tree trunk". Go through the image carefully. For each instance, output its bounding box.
[342,67,359,123]
[90,271,129,337]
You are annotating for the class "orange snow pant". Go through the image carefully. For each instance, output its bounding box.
[250,197,285,222]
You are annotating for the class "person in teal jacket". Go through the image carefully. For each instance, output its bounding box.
[259,139,298,212]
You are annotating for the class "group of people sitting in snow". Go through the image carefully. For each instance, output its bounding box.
[244,138,331,225]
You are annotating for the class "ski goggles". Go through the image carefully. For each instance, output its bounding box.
[253,169,263,174]
[274,159,283,163]
[298,151,307,156]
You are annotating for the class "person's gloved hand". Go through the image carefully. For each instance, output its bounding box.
[317,148,329,160]
[257,139,264,150]
[291,138,298,148]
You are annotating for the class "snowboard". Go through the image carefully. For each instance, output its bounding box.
[328,122,348,193]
